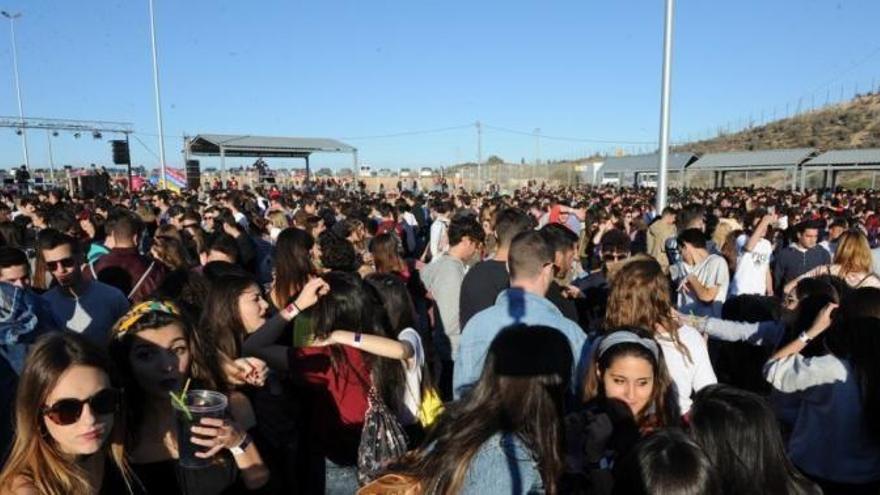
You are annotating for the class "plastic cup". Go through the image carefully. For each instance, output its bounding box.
[172,390,228,469]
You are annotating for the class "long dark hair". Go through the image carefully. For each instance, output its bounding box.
[584,328,679,427]
[370,232,406,274]
[392,326,569,494]
[312,272,405,411]
[690,385,820,495]
[200,272,259,360]
[109,303,227,447]
[364,272,426,412]
[364,272,417,335]
[0,333,133,495]
[613,429,720,495]
[271,228,315,307]
[825,287,880,443]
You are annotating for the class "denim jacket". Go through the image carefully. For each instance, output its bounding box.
[454,288,590,400]
[460,432,543,495]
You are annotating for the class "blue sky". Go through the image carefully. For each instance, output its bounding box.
[0,0,878,172]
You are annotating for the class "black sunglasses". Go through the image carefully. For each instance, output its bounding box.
[45,257,76,272]
[42,389,120,426]
[603,253,629,261]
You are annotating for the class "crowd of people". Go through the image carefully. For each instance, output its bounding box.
[0,180,876,494]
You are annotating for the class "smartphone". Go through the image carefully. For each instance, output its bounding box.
[768,205,776,215]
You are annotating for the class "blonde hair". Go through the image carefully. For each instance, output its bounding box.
[266,210,289,230]
[605,256,691,362]
[833,230,873,277]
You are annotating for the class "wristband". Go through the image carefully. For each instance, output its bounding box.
[798,332,813,344]
[285,301,301,316]
[353,333,363,348]
[229,433,252,456]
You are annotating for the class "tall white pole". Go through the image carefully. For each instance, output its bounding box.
[46,130,55,184]
[476,121,482,192]
[656,0,675,212]
[3,12,29,170]
[148,0,167,189]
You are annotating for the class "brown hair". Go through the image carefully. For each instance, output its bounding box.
[583,329,678,426]
[370,232,407,274]
[391,326,567,494]
[271,228,315,307]
[151,234,190,271]
[0,333,134,495]
[605,257,691,362]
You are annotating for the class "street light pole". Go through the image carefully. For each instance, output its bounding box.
[475,121,482,192]
[2,11,29,170]
[655,0,675,212]
[46,130,55,184]
[147,0,168,189]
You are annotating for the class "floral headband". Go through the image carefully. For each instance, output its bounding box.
[114,300,181,337]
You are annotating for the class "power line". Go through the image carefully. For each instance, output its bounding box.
[131,134,160,161]
[482,124,658,145]
[340,124,473,140]
[804,45,880,98]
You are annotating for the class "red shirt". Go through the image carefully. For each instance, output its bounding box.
[288,345,370,464]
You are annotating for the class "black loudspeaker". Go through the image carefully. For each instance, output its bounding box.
[111,140,130,165]
[185,159,201,190]
[77,174,109,195]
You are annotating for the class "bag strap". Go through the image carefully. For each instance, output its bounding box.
[856,271,878,287]
[127,262,155,300]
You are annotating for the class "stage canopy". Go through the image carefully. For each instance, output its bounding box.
[187,134,358,181]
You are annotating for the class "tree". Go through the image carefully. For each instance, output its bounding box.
[486,155,504,165]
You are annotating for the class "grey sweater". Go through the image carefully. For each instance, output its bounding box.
[421,254,466,361]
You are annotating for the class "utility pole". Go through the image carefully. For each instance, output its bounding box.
[534,128,541,165]
[2,11,29,170]
[45,130,55,184]
[475,121,482,192]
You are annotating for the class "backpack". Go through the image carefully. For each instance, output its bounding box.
[357,386,409,485]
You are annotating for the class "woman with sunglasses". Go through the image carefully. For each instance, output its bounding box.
[0,332,142,494]
[109,300,270,495]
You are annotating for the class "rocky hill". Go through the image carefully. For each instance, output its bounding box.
[674,92,880,154]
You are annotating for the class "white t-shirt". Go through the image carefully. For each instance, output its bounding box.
[657,325,717,413]
[730,234,772,296]
[429,218,449,260]
[677,254,729,318]
[398,328,425,426]
[401,211,418,227]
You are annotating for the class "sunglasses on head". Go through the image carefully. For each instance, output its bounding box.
[46,257,76,271]
[43,388,120,426]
